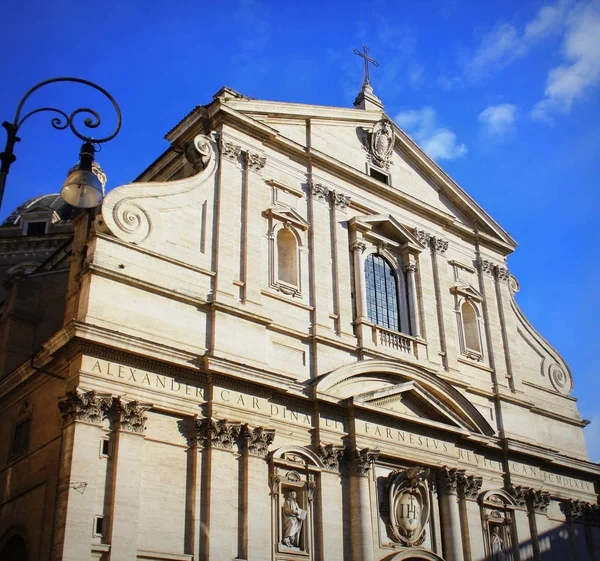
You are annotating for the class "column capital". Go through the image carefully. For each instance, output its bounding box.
[314,441,344,472]
[436,466,465,495]
[246,151,267,173]
[351,240,367,253]
[528,489,551,514]
[560,499,589,522]
[116,399,152,434]
[219,138,242,161]
[349,447,379,476]
[195,417,242,450]
[430,235,449,255]
[330,190,351,210]
[58,389,112,426]
[457,473,483,500]
[243,425,275,457]
[310,181,329,202]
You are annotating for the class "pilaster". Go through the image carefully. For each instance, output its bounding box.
[196,417,242,561]
[242,425,275,560]
[213,137,243,303]
[108,399,151,561]
[52,389,112,561]
[308,181,334,334]
[241,151,267,307]
[457,473,484,561]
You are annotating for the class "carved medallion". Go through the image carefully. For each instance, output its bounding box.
[371,119,394,167]
[383,467,430,546]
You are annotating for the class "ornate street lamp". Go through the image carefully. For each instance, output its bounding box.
[0,77,122,211]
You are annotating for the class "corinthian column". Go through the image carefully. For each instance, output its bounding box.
[437,467,466,561]
[349,447,379,561]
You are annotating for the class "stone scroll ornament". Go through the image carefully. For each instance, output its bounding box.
[382,467,431,547]
[100,133,218,248]
[362,118,394,170]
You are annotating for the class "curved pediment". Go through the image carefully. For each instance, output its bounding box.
[314,360,495,437]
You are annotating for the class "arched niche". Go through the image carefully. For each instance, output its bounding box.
[0,532,28,561]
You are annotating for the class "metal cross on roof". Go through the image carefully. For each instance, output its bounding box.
[353,45,379,87]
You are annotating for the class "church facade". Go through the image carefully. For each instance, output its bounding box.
[0,83,599,561]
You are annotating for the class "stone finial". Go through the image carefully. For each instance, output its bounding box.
[243,425,275,457]
[314,442,344,472]
[437,466,465,495]
[58,389,112,426]
[349,447,379,475]
[116,400,152,433]
[195,418,242,450]
[310,182,330,202]
[458,473,483,500]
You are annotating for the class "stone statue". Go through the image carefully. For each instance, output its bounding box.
[282,490,307,548]
[491,525,507,561]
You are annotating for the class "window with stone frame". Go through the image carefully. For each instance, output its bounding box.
[266,203,308,298]
[364,253,401,331]
[461,300,483,356]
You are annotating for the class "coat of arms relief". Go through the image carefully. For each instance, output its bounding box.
[362,117,395,171]
[381,466,431,547]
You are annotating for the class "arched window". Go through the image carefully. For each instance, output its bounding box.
[461,301,481,353]
[365,254,399,331]
[277,228,298,286]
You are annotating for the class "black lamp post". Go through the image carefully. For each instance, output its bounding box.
[0,77,122,212]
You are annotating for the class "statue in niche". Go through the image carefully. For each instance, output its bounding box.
[491,525,508,561]
[282,490,307,548]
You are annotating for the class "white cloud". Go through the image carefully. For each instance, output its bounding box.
[395,107,467,161]
[479,104,518,135]
[531,1,600,121]
[465,0,570,79]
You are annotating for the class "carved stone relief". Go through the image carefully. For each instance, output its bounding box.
[437,466,464,495]
[362,118,394,170]
[314,442,344,472]
[220,139,242,161]
[116,399,151,433]
[349,447,379,475]
[243,425,275,457]
[247,152,267,173]
[331,190,351,210]
[382,467,431,546]
[195,418,242,450]
[458,473,483,500]
[58,389,112,426]
[310,182,330,202]
[548,363,573,395]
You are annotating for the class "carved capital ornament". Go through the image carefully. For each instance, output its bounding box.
[58,389,112,426]
[314,442,344,472]
[116,399,151,433]
[244,425,275,457]
[349,447,379,475]
[195,418,242,450]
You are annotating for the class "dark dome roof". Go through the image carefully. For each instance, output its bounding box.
[2,194,80,226]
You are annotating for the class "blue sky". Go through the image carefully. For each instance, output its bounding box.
[1,0,598,461]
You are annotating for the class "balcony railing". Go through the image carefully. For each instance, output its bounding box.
[372,324,413,354]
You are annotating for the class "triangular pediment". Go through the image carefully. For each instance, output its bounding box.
[314,360,495,437]
[353,381,471,431]
[265,205,309,231]
[350,214,423,250]
[450,283,484,302]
